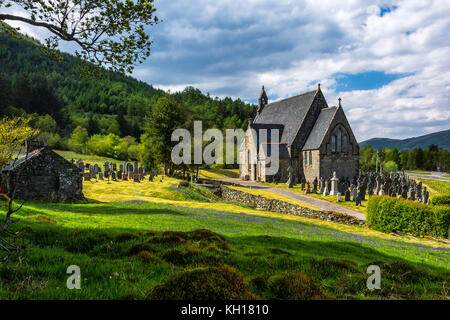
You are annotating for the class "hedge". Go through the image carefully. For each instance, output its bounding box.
[367,196,450,238]
[430,194,450,206]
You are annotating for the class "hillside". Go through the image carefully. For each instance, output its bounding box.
[0,26,256,140]
[359,129,450,150]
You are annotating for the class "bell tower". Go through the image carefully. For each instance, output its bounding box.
[257,86,268,114]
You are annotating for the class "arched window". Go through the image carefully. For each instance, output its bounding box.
[337,130,342,152]
[304,152,308,165]
[331,136,336,153]
[309,151,312,165]
[343,135,348,153]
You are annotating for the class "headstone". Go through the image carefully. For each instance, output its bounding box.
[94,164,100,174]
[112,163,117,171]
[329,171,339,196]
[104,161,110,172]
[355,190,362,206]
[319,177,324,194]
[122,173,128,181]
[133,173,140,183]
[323,180,329,196]
[345,189,351,201]
[352,187,358,201]
[336,192,341,202]
[423,188,429,204]
[119,164,124,172]
[83,172,91,181]
[118,171,123,179]
[98,172,104,180]
[286,163,294,188]
[312,177,318,193]
[134,161,139,174]
[111,172,116,181]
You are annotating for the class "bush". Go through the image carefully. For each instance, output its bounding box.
[430,194,450,206]
[367,196,450,238]
[268,270,326,300]
[148,265,256,300]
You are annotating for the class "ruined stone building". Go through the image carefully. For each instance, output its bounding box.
[1,146,83,201]
[239,85,359,183]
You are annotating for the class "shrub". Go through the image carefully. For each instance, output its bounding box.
[367,196,450,238]
[148,265,256,300]
[430,194,450,206]
[135,251,164,264]
[268,270,326,300]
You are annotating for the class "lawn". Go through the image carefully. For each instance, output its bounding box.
[418,178,450,196]
[0,175,449,300]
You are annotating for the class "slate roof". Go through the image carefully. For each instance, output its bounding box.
[253,89,318,145]
[302,106,338,150]
[260,142,290,158]
[2,148,44,171]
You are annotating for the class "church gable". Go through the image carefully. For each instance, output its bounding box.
[319,105,359,156]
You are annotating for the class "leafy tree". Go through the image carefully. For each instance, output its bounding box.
[0,117,39,167]
[0,0,159,75]
[67,125,88,153]
[383,161,398,173]
[142,95,186,175]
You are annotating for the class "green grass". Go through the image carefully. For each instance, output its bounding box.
[418,179,450,195]
[1,151,448,300]
[54,150,118,165]
[0,198,449,300]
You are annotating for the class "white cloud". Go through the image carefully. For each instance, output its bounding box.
[2,0,449,141]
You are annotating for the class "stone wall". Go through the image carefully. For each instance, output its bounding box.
[220,185,364,225]
[303,150,320,182]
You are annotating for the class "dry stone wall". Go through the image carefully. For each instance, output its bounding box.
[220,185,364,226]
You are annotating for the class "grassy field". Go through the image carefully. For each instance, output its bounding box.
[0,174,449,299]
[1,153,448,300]
[418,178,450,195]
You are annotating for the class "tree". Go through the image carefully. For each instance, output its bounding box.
[0,117,39,168]
[142,95,186,175]
[67,125,88,153]
[383,160,398,173]
[0,0,159,75]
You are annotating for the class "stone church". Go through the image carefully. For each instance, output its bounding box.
[239,84,359,183]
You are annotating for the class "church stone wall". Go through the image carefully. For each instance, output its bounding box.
[303,150,320,182]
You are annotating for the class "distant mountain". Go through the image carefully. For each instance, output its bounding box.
[359,129,450,150]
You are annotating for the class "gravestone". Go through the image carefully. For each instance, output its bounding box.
[345,189,351,201]
[323,180,329,196]
[312,177,318,193]
[111,172,116,181]
[319,177,324,194]
[423,188,429,204]
[133,174,140,183]
[112,163,117,171]
[134,161,139,174]
[122,173,128,181]
[119,164,124,172]
[352,187,358,201]
[336,192,341,202]
[104,161,110,172]
[98,172,104,180]
[83,172,91,181]
[329,171,339,196]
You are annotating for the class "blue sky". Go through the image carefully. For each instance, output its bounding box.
[3,0,450,141]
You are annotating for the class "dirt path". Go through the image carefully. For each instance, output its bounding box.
[406,173,450,182]
[216,177,366,221]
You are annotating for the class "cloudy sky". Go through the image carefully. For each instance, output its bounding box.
[5,0,450,142]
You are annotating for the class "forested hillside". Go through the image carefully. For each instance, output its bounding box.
[0,27,256,161]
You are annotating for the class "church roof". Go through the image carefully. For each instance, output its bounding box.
[302,106,338,150]
[253,89,318,145]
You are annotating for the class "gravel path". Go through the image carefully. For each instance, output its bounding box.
[215,178,366,221]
